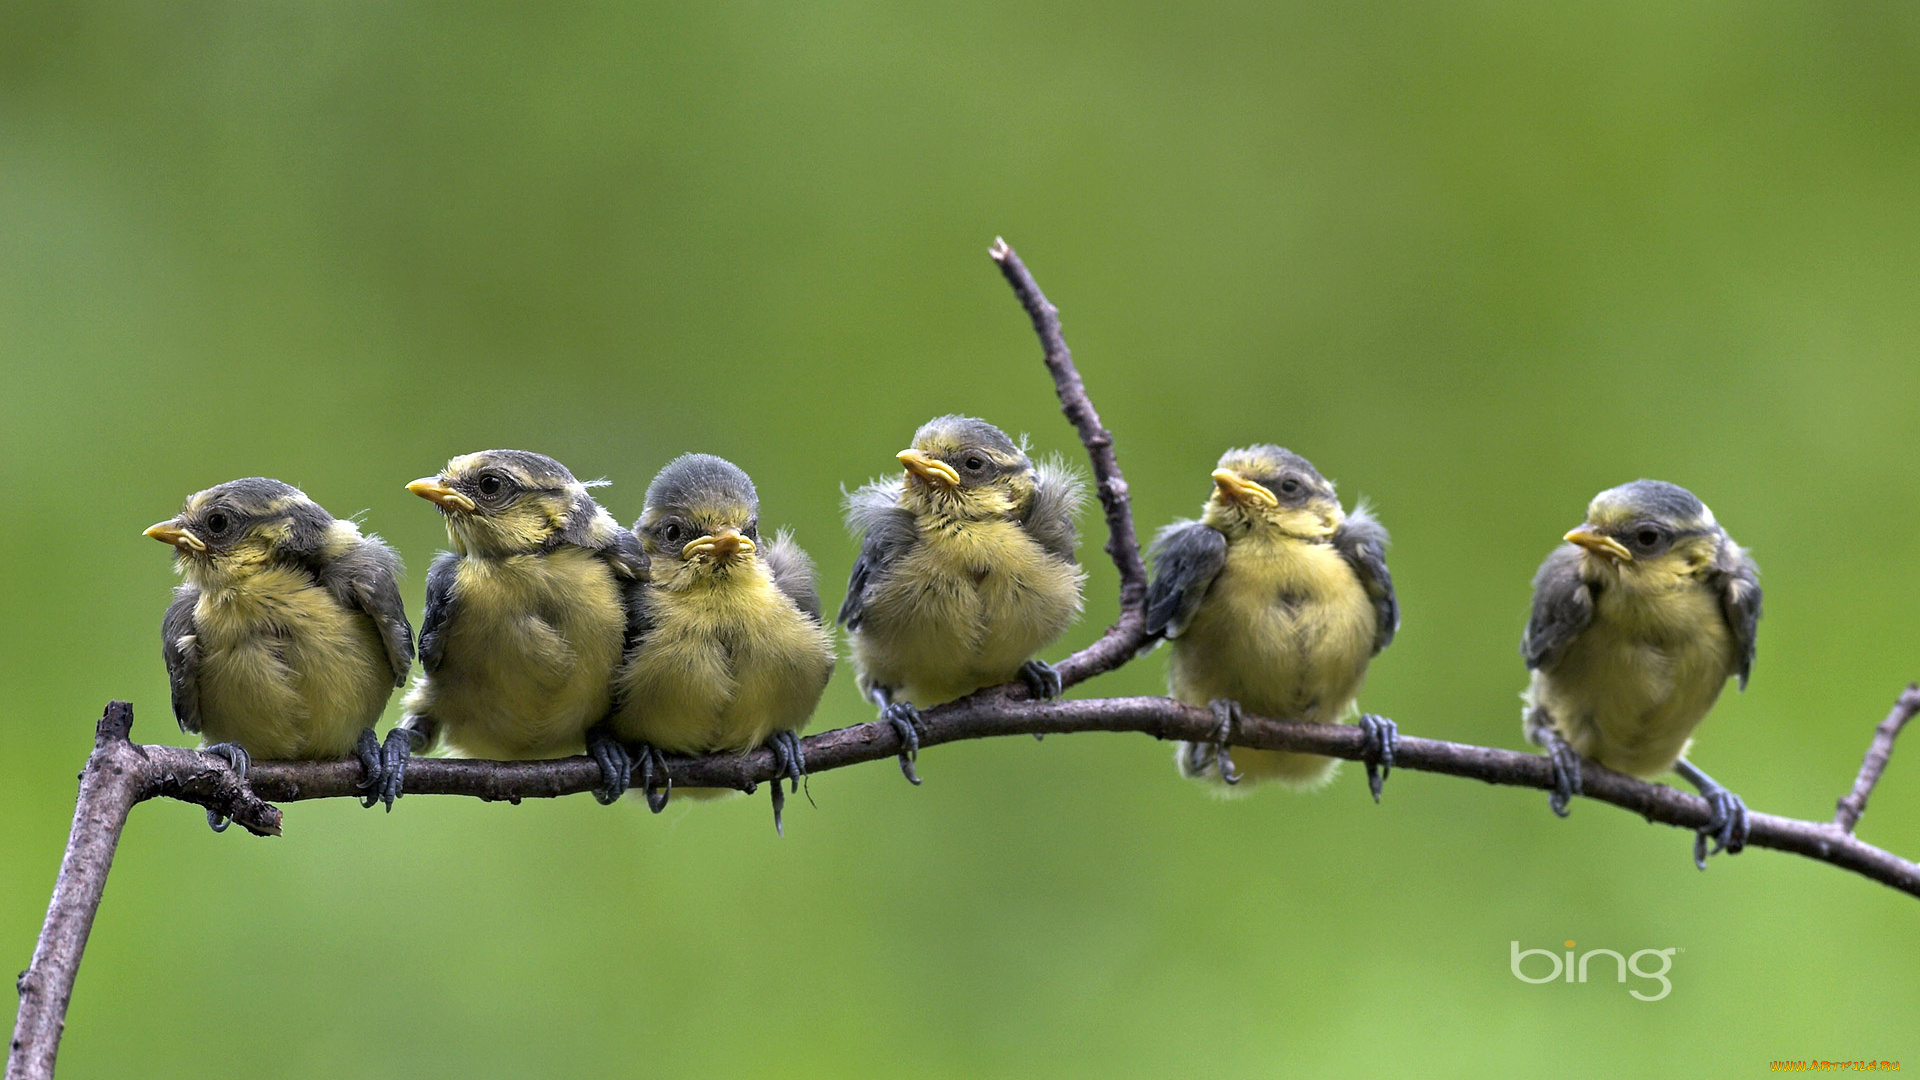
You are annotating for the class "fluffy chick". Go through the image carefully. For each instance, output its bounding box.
[147,478,413,827]
[840,415,1086,783]
[610,454,834,832]
[383,450,646,807]
[1146,446,1399,797]
[1522,479,1761,867]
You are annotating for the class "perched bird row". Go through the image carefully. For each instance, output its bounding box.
[146,417,1077,831]
[146,420,1760,864]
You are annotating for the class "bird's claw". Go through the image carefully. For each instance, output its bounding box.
[1207,700,1242,785]
[1018,659,1063,701]
[205,741,251,780]
[203,742,252,832]
[636,744,671,813]
[765,730,807,836]
[1676,759,1748,870]
[378,727,425,811]
[882,701,923,786]
[1357,713,1397,803]
[586,725,632,805]
[353,729,385,808]
[1181,739,1216,778]
[1020,660,1062,741]
[1692,788,1750,870]
[1542,733,1583,818]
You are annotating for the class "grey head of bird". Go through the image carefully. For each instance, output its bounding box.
[894,414,1038,522]
[409,449,611,558]
[1562,479,1728,588]
[145,477,347,586]
[1200,444,1344,541]
[634,453,763,586]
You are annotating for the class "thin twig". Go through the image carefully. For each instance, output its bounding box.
[990,238,1150,687]
[1834,683,1920,833]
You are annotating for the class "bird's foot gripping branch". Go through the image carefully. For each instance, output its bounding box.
[11,241,1920,1080]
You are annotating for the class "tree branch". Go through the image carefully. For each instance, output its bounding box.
[244,694,1917,898]
[10,704,285,1080]
[1834,683,1920,834]
[10,705,142,1080]
[13,238,1920,1079]
[51,693,1920,904]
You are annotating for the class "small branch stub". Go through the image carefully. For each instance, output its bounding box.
[1834,684,1920,834]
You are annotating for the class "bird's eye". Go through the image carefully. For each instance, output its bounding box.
[663,523,683,544]
[477,475,503,497]
[205,512,231,535]
[1637,529,1662,548]
[1279,479,1302,495]
[964,456,986,471]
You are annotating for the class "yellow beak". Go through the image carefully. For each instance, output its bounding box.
[144,520,207,552]
[899,448,961,489]
[682,529,756,562]
[408,477,476,512]
[1565,526,1633,562]
[1211,468,1279,509]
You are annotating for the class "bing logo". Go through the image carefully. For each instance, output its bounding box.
[1510,940,1676,1001]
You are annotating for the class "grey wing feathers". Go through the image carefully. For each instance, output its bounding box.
[595,526,650,583]
[1020,456,1086,563]
[763,529,824,624]
[1521,544,1595,671]
[320,537,415,687]
[1713,540,1762,689]
[417,552,461,674]
[161,585,202,734]
[837,479,919,630]
[1331,503,1398,655]
[1144,521,1228,639]
[589,527,652,655]
[620,577,654,659]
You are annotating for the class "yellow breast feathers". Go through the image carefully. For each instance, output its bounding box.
[853,518,1083,707]
[191,565,392,759]
[1170,532,1377,727]
[1532,580,1737,777]
[615,565,833,755]
[406,547,626,759]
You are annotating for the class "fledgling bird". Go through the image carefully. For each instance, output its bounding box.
[610,454,834,832]
[381,450,647,808]
[1521,479,1760,868]
[1145,446,1400,797]
[146,479,414,829]
[840,415,1087,783]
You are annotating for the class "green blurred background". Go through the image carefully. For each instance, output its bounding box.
[5,2,1918,1075]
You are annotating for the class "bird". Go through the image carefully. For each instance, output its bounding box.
[381,450,647,808]
[839,414,1086,783]
[1145,445,1399,797]
[609,454,834,832]
[1521,479,1761,868]
[146,478,414,829]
